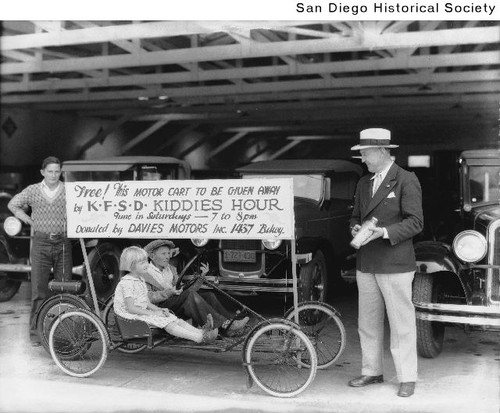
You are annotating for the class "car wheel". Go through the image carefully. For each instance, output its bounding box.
[299,250,327,302]
[86,243,121,302]
[412,272,445,358]
[0,243,22,302]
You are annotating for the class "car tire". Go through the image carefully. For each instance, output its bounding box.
[413,272,445,358]
[0,242,22,302]
[299,250,327,303]
[86,243,121,302]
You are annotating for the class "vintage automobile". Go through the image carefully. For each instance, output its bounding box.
[413,149,500,358]
[183,159,363,302]
[0,156,191,302]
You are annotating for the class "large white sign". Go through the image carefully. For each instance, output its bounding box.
[65,179,295,239]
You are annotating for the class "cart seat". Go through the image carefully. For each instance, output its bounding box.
[114,315,169,348]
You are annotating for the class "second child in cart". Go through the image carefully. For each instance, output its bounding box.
[114,246,218,344]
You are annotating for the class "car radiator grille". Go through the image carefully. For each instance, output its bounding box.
[220,240,262,273]
[492,228,500,301]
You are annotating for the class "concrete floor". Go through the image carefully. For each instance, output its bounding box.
[0,283,499,413]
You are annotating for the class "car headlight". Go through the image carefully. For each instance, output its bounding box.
[452,230,487,263]
[191,238,209,247]
[262,239,282,250]
[3,216,22,236]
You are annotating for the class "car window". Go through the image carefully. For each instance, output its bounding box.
[64,171,133,182]
[330,172,359,201]
[139,165,175,180]
[469,166,500,204]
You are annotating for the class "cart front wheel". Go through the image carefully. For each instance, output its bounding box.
[49,308,109,377]
[243,320,317,398]
[285,301,346,369]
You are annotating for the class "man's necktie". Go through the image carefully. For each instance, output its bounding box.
[372,173,383,196]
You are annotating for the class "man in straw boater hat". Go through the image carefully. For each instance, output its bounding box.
[348,128,424,397]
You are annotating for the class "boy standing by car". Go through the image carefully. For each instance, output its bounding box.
[8,156,72,346]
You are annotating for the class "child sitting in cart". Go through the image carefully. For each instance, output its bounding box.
[114,246,219,344]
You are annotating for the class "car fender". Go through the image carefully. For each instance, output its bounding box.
[297,237,336,271]
[297,237,323,255]
[415,240,462,275]
[414,240,468,299]
[0,233,16,264]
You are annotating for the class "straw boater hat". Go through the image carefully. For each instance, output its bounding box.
[351,128,399,151]
[144,240,180,257]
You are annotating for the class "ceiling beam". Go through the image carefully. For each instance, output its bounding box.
[120,119,170,154]
[0,21,323,51]
[265,140,302,161]
[35,80,498,115]
[77,114,132,158]
[2,69,499,105]
[2,26,499,75]
[209,131,248,157]
[3,50,499,93]
[178,128,222,158]
[156,123,200,154]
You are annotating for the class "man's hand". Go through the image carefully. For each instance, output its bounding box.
[351,224,361,238]
[361,227,384,245]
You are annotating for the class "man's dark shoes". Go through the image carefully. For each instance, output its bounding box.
[398,382,415,397]
[348,375,384,387]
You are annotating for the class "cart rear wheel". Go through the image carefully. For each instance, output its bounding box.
[102,297,147,354]
[87,243,121,301]
[285,301,346,369]
[37,294,90,354]
[243,320,317,397]
[49,308,108,377]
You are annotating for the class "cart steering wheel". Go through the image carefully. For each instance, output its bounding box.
[175,254,204,291]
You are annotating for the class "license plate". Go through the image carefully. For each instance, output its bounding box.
[223,250,256,263]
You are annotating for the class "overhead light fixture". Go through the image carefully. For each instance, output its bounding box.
[138,96,149,101]
[158,95,169,101]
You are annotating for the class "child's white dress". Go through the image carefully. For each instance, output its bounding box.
[114,274,178,328]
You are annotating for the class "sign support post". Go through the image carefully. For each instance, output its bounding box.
[290,235,299,324]
[80,238,100,314]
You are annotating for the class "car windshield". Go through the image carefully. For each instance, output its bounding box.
[241,174,324,203]
[469,165,500,204]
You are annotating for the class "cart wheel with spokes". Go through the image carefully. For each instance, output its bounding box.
[242,318,317,398]
[36,294,90,355]
[49,308,109,378]
[285,301,346,369]
[102,296,147,354]
[86,243,121,301]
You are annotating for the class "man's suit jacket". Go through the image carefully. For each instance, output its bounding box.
[350,163,423,274]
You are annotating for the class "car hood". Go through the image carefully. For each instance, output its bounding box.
[293,197,324,224]
[472,204,500,232]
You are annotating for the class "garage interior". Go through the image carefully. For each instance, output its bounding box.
[1,20,500,412]
[1,20,499,176]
